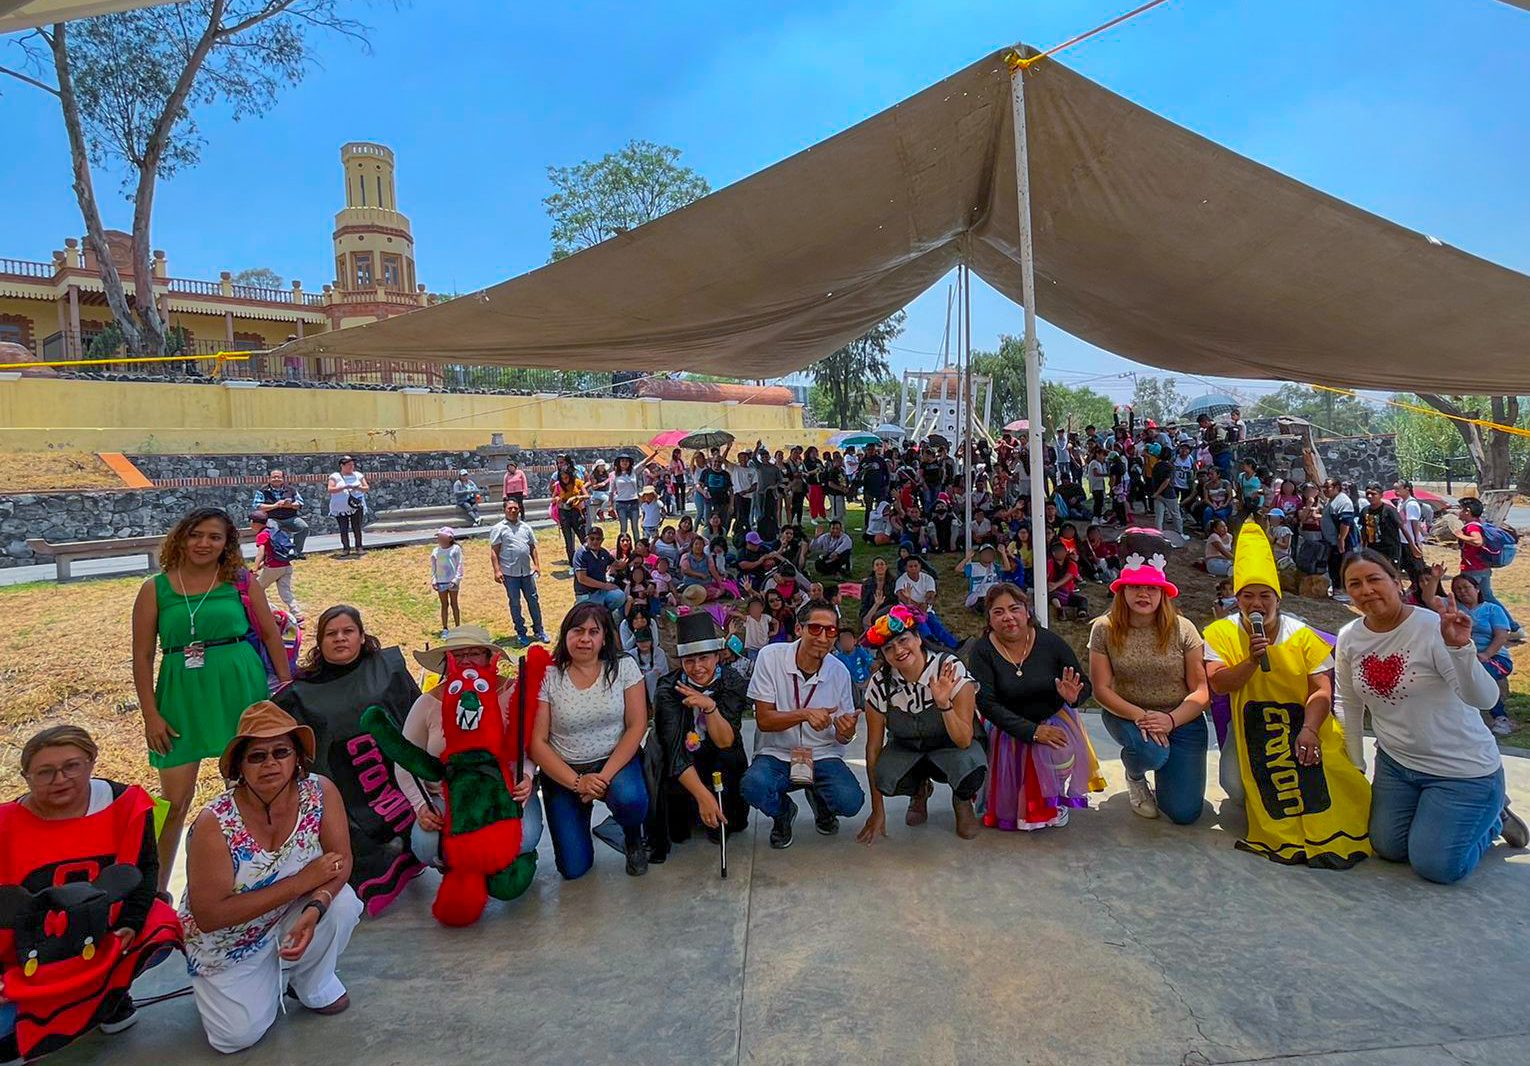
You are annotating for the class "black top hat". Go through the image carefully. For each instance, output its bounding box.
[675,611,725,657]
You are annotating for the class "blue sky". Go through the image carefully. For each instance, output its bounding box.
[3,0,1527,408]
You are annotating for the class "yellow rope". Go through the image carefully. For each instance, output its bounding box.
[1309,383,1530,439]
[0,352,255,371]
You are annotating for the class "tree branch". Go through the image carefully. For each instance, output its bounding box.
[0,63,59,96]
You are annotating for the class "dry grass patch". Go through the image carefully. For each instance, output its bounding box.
[0,451,123,492]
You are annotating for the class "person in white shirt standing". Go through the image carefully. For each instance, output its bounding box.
[1335,549,1528,884]
[741,600,865,848]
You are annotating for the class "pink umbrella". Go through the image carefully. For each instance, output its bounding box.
[649,429,690,449]
[1383,488,1449,507]
[1003,419,1029,432]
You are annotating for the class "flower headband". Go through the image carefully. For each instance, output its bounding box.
[863,604,918,649]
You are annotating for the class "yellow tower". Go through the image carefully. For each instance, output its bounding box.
[328,141,423,327]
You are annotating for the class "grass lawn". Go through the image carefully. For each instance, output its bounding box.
[2,506,1525,806]
[0,451,123,492]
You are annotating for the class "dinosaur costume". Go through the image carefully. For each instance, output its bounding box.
[362,644,545,926]
[1203,522,1371,868]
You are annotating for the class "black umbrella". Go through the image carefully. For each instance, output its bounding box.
[1180,393,1239,421]
[678,429,736,450]
[924,432,951,448]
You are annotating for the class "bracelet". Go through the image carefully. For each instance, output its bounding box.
[314,888,334,906]
[302,897,328,920]
[573,772,584,790]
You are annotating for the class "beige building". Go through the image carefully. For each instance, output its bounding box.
[0,141,427,362]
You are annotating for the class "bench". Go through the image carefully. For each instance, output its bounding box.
[26,529,256,582]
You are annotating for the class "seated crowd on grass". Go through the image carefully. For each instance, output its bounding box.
[4,414,1527,1062]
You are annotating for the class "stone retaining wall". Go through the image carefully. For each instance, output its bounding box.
[1233,434,1398,490]
[0,446,641,566]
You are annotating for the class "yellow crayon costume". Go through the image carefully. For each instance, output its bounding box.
[1203,523,1371,868]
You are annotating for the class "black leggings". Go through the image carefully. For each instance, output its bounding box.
[559,514,583,563]
[335,510,364,552]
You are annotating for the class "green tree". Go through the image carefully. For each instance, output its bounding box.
[969,333,1039,427]
[1407,393,1528,490]
[1042,382,1115,434]
[1130,375,1185,423]
[809,312,904,429]
[4,3,369,358]
[543,140,711,262]
[231,267,284,292]
[1248,383,1377,436]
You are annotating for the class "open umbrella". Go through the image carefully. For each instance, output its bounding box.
[1180,393,1239,421]
[924,432,951,449]
[678,429,735,450]
[1003,419,1030,432]
[829,430,881,448]
[874,423,906,439]
[648,429,689,449]
[1383,488,1449,508]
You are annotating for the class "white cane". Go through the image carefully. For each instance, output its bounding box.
[712,770,727,879]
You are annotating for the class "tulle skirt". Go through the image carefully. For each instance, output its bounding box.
[983,708,1106,831]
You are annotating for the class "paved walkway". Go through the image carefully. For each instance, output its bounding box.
[48,720,1530,1066]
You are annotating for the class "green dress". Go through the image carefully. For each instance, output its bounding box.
[151,572,271,769]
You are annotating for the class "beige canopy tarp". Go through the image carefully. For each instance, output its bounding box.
[278,46,1530,392]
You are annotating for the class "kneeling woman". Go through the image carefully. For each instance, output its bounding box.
[652,612,751,859]
[857,605,986,843]
[968,584,1103,831]
[1335,550,1528,884]
[530,603,651,878]
[0,726,182,1063]
[1203,523,1371,868]
[400,627,542,872]
[1089,543,1211,825]
[181,703,362,1054]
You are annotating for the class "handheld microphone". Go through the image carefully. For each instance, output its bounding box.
[1250,613,1271,672]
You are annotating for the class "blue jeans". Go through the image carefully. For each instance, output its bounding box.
[576,586,628,614]
[615,499,640,542]
[917,610,960,650]
[1102,711,1209,825]
[1370,748,1505,885]
[541,759,648,880]
[1463,568,1520,632]
[503,574,544,638]
[276,515,309,554]
[410,787,544,865]
[739,754,866,819]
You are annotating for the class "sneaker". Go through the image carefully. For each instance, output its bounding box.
[514,635,531,648]
[1501,802,1530,849]
[308,992,350,1016]
[440,629,450,640]
[953,797,981,839]
[769,797,797,849]
[1126,776,1160,819]
[1491,716,1514,737]
[905,780,932,827]
[98,995,138,1034]
[803,786,839,835]
[624,832,649,877]
[533,632,551,644]
[353,550,368,559]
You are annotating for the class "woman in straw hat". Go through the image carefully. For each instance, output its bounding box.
[1203,522,1371,868]
[1088,531,1211,825]
[180,702,361,1054]
[400,627,542,871]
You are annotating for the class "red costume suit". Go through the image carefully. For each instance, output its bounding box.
[0,783,182,1060]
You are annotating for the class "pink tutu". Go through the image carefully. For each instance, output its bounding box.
[983,707,1105,831]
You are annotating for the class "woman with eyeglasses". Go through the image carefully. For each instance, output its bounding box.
[0,726,183,1063]
[181,702,361,1053]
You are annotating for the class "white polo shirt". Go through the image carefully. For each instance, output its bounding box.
[747,640,856,762]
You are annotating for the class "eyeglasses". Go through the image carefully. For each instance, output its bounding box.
[26,757,90,784]
[801,622,837,638]
[243,746,296,765]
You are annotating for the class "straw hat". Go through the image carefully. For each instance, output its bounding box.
[219,701,315,780]
[680,583,709,607]
[412,625,499,673]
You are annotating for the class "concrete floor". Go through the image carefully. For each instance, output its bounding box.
[50,718,1530,1066]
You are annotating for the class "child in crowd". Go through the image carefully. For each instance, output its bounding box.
[626,561,657,621]
[833,622,874,708]
[249,511,303,621]
[651,553,675,608]
[736,595,778,660]
[821,581,843,615]
[960,542,1005,610]
[1082,524,1120,582]
[723,633,753,680]
[640,486,665,540]
[429,526,464,637]
[1045,538,1088,621]
[655,525,682,571]
[764,588,795,642]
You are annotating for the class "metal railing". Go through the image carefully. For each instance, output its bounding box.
[166,277,222,296]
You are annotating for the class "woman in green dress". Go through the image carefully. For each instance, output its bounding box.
[131,507,289,888]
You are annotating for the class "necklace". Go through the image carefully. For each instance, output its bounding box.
[993,629,1036,678]
[176,567,219,640]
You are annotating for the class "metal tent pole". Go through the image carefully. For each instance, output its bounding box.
[1009,54,1049,626]
[962,262,974,556]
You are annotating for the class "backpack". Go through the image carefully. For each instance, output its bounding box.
[1478,521,1519,568]
[264,526,296,563]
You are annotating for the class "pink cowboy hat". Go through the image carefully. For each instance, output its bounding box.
[1109,549,1179,598]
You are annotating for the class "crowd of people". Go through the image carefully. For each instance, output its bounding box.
[3,415,1527,1063]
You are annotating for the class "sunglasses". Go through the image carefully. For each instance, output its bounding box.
[243,745,296,765]
[801,622,837,638]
